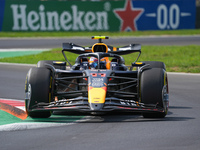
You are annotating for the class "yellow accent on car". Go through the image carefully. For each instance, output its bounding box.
[88,87,106,103]
[49,93,51,102]
[113,47,117,51]
[54,61,64,64]
[164,71,167,86]
[92,43,108,53]
[106,60,111,69]
[91,36,109,40]
[135,62,143,65]
[49,76,52,88]
[91,43,111,69]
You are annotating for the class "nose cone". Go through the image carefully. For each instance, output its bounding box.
[89,103,104,111]
[88,87,107,110]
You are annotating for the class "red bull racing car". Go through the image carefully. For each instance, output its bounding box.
[25,36,169,118]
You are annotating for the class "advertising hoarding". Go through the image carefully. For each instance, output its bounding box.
[0,0,196,32]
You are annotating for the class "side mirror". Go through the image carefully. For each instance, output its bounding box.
[131,62,145,67]
[53,61,66,66]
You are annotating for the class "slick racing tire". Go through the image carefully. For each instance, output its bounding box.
[140,67,169,118]
[37,60,66,70]
[142,61,166,70]
[25,67,52,118]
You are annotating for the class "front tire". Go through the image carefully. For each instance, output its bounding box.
[140,68,169,118]
[25,67,52,118]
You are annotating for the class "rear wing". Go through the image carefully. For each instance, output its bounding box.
[62,43,141,55]
[62,36,141,67]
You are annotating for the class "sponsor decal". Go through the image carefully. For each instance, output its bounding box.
[1,0,196,31]
[9,3,108,31]
[114,0,144,31]
[133,0,195,30]
[0,0,5,31]
[92,78,104,87]
[88,87,106,103]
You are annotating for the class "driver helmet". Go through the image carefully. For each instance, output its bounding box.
[90,57,98,68]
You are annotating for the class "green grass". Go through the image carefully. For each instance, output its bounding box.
[0,110,22,125]
[0,29,200,38]
[1,45,200,73]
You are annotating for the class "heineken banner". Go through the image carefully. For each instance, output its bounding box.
[0,0,196,32]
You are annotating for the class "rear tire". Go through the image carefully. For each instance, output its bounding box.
[37,60,66,70]
[142,61,166,70]
[25,67,52,118]
[140,67,169,118]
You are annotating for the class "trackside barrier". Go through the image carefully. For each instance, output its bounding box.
[196,6,200,28]
[0,0,196,32]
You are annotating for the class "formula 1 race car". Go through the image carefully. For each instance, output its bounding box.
[25,36,169,118]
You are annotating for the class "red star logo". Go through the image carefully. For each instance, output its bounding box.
[114,0,144,31]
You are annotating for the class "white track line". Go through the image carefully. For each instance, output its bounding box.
[0,98,24,101]
[0,98,25,111]
[0,116,93,132]
[0,48,50,52]
[0,62,36,67]
[167,72,200,76]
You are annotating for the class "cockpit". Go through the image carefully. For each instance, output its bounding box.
[62,36,141,71]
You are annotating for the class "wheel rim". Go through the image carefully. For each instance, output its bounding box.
[162,73,169,114]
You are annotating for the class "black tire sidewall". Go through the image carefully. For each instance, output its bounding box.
[140,68,164,107]
[140,67,168,118]
[37,60,66,70]
[142,61,166,70]
[26,67,52,118]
